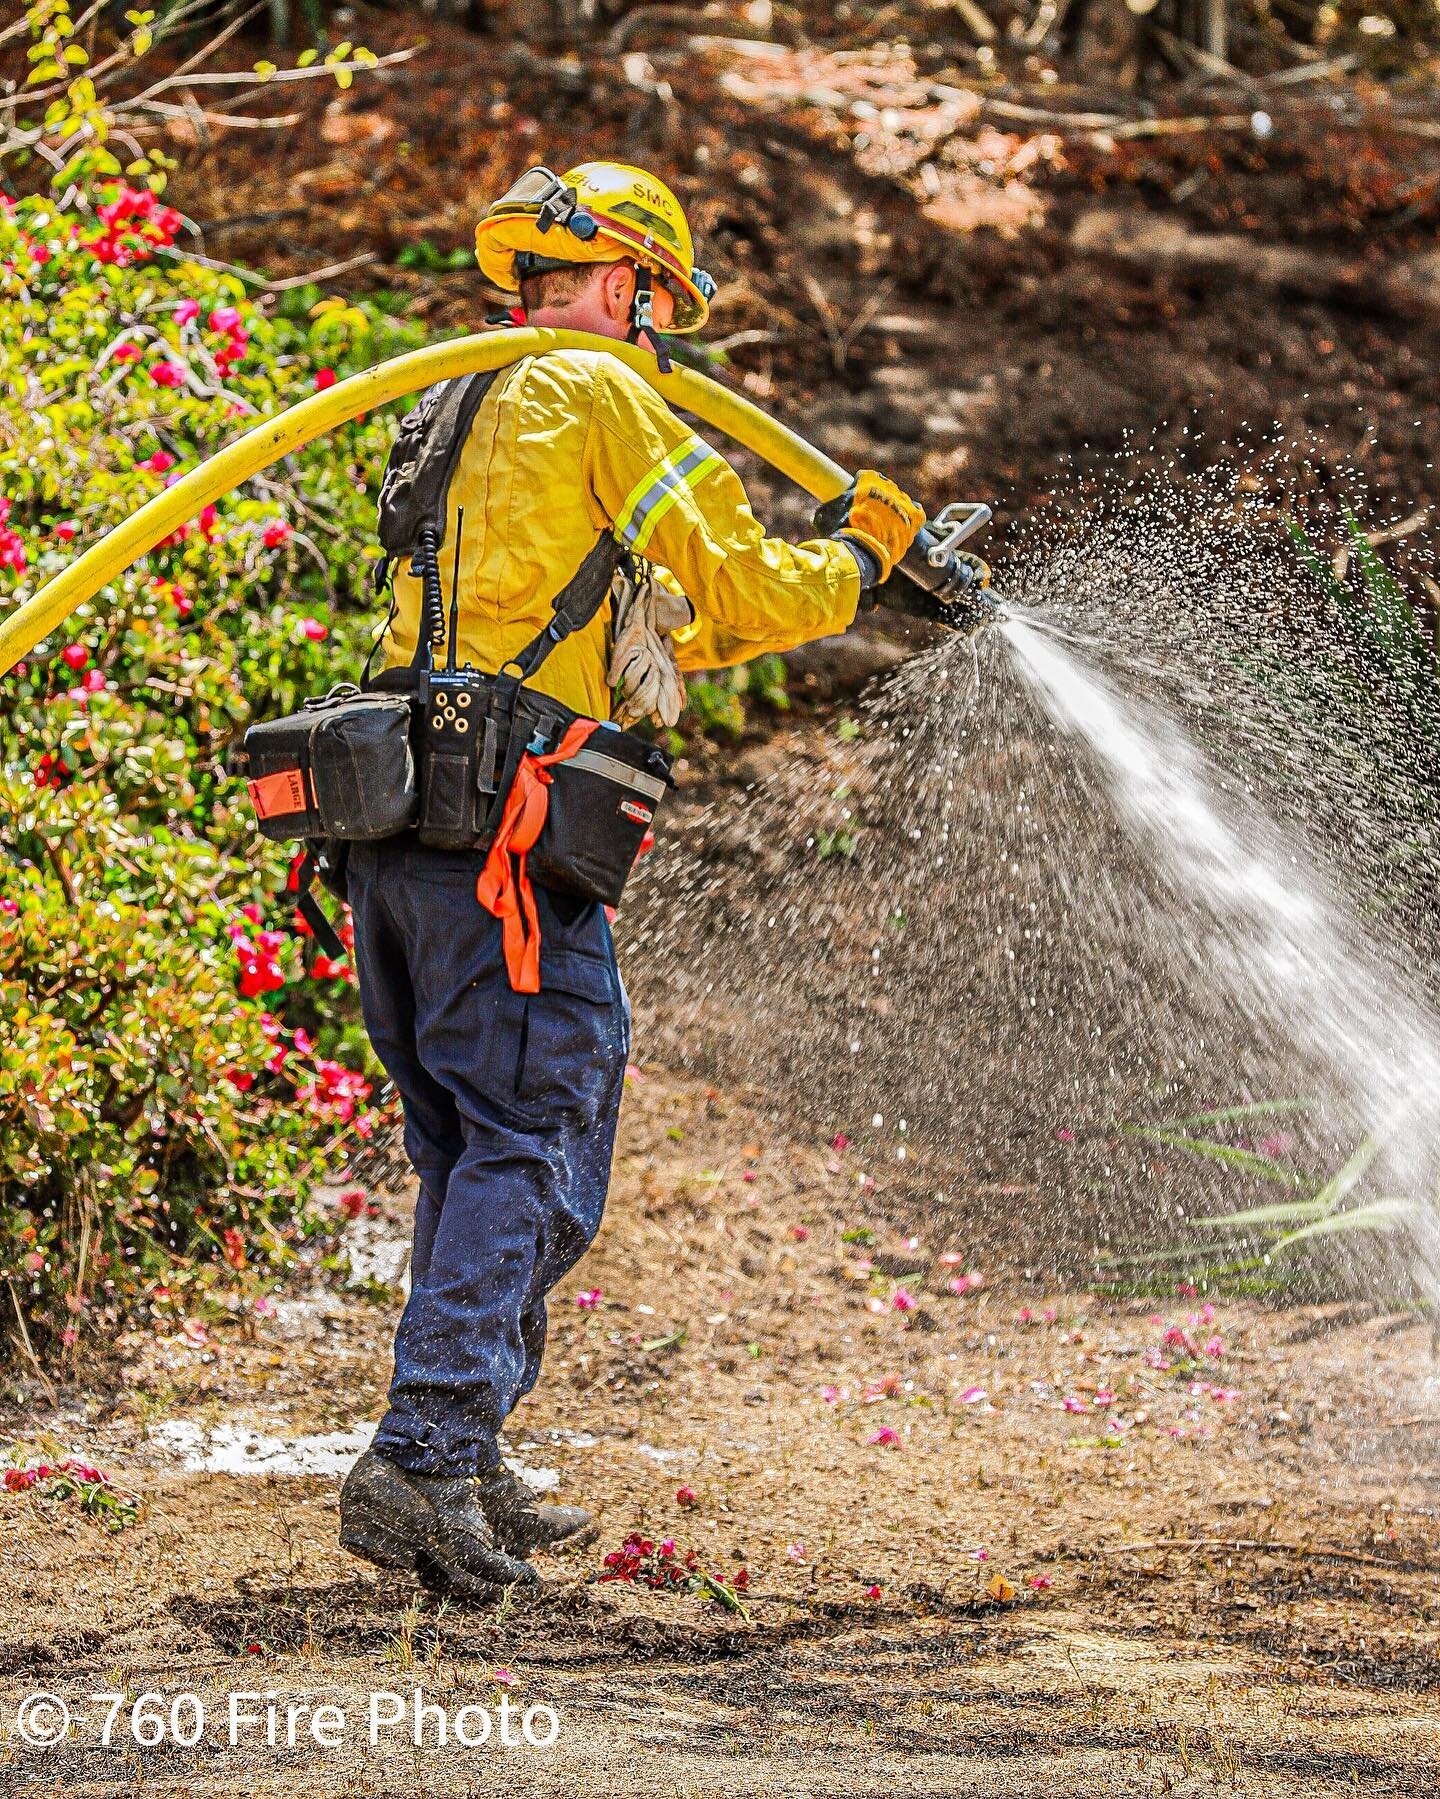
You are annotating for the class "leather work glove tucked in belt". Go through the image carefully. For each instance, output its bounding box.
[608,557,692,728]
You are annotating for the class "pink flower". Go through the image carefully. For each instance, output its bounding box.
[198,504,218,538]
[293,1026,314,1055]
[81,668,105,694]
[1204,1334,1224,1359]
[209,306,243,332]
[820,1384,843,1405]
[675,1485,697,1508]
[1258,1131,1293,1159]
[112,341,142,364]
[958,1385,987,1405]
[970,1546,989,1561]
[0,527,26,574]
[315,367,337,390]
[175,299,200,326]
[791,1224,809,1241]
[55,520,78,541]
[224,1068,255,1092]
[1056,1127,1075,1143]
[238,951,285,997]
[863,1583,881,1599]
[938,1251,965,1267]
[0,899,18,917]
[299,617,327,642]
[1093,1388,1115,1407]
[866,1427,901,1449]
[948,1273,983,1295]
[1163,1326,1198,1358]
[150,359,184,388]
[491,1667,515,1688]
[576,1288,602,1310]
[787,1541,807,1561]
[831,1132,850,1151]
[264,520,293,550]
[741,1169,756,1183]
[60,643,88,670]
[142,450,176,473]
[1028,1574,1052,1591]
[892,1288,916,1312]
[1062,1396,1087,1414]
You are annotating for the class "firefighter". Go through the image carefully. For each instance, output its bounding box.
[339,162,925,1594]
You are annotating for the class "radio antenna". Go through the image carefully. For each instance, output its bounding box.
[448,506,464,671]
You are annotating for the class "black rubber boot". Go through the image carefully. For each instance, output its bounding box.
[477,1464,594,1557]
[339,1448,538,1595]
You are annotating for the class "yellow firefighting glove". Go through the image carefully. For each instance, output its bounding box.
[820,469,926,583]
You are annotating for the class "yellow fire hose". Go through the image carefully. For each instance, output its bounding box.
[0,327,854,679]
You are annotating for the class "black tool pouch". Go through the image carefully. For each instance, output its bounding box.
[242,685,417,842]
[528,720,674,907]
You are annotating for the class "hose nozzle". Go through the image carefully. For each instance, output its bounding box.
[878,498,1001,635]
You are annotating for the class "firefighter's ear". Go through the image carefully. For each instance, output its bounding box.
[599,261,635,325]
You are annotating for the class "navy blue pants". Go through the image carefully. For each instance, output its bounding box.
[346,840,630,1476]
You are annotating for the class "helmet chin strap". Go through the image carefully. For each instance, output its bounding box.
[625,264,672,374]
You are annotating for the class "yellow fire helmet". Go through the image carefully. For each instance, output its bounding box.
[475,161,716,338]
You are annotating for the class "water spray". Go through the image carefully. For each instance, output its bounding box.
[0,327,999,676]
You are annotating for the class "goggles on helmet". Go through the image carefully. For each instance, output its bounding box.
[489,167,600,241]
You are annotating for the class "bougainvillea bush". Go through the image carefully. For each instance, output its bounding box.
[0,178,419,1351]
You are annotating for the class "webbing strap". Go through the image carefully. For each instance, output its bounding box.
[501,533,622,684]
[292,849,347,961]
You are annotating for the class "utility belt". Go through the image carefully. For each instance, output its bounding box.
[241,460,674,989]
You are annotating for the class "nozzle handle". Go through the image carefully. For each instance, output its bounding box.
[881,501,999,634]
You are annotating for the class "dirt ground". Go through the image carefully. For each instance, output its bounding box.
[3,1053,1439,1796]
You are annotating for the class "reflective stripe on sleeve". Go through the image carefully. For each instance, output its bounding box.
[613,435,726,555]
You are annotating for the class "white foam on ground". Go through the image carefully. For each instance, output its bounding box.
[149,1420,560,1490]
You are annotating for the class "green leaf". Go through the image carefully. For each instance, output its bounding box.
[1309,1136,1380,1214]
[1119,1126,1296,1184]
[1156,1098,1317,1132]
[1191,1198,1333,1230]
[1275,1196,1417,1250]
